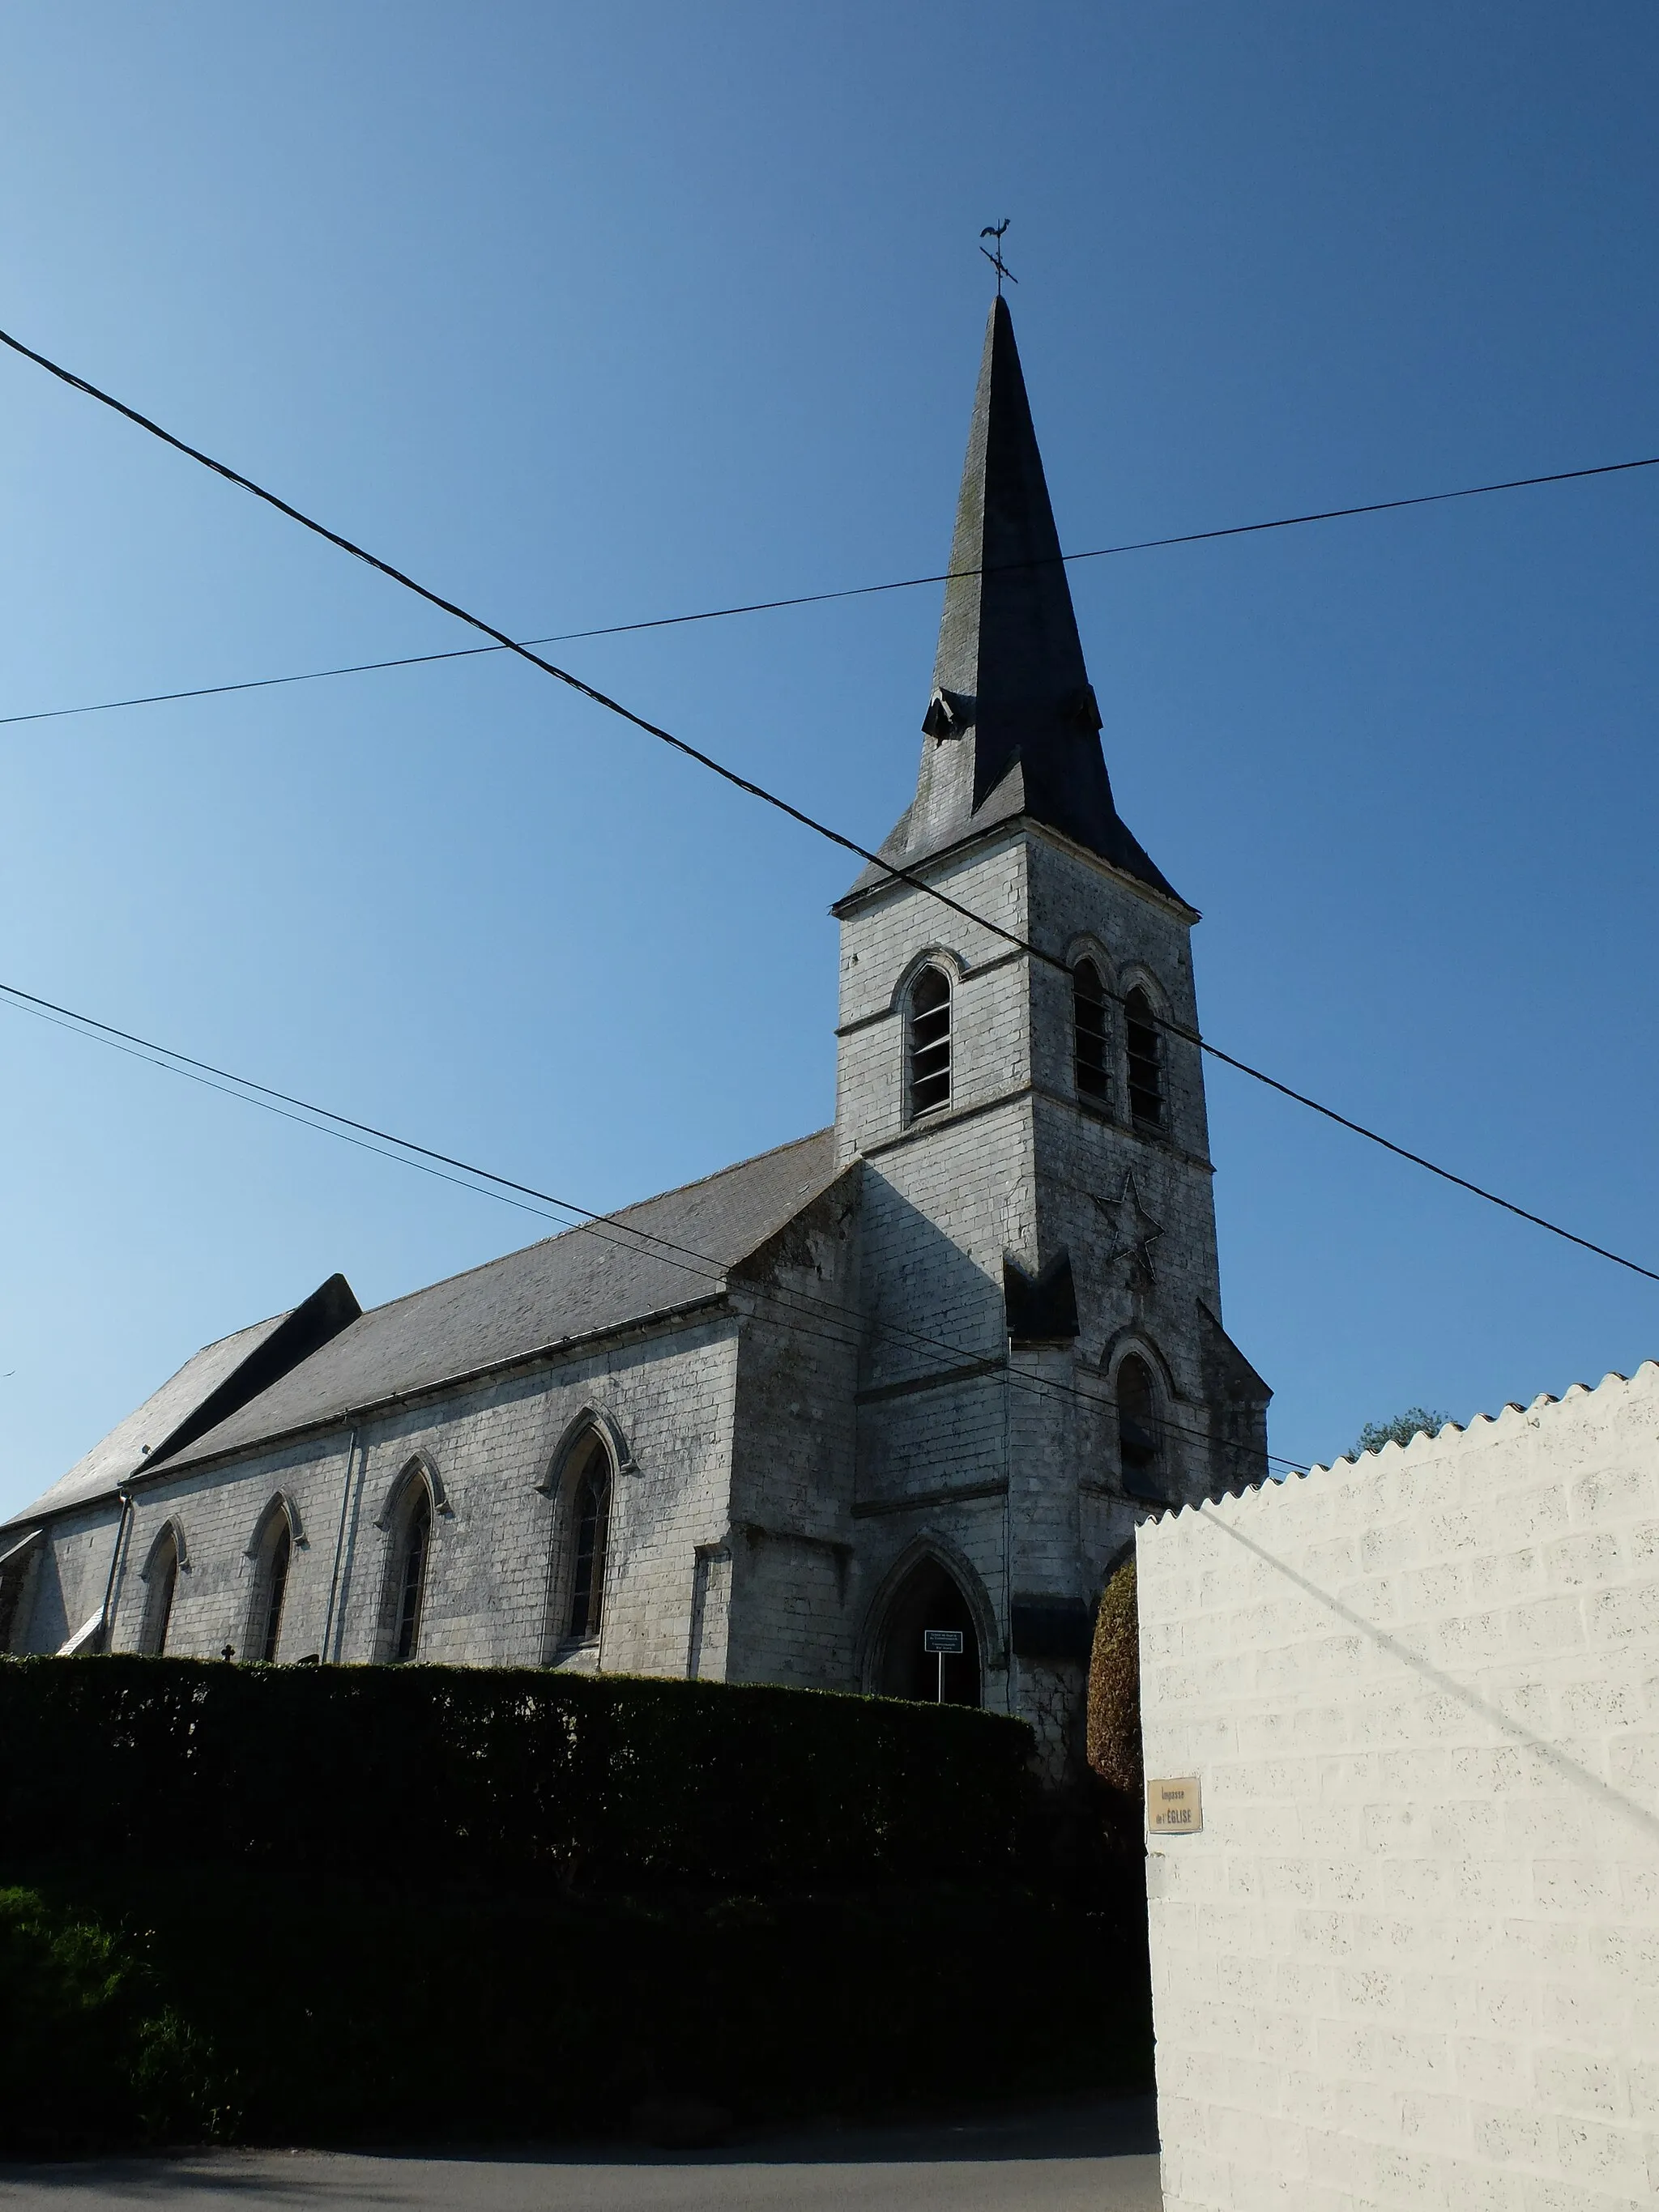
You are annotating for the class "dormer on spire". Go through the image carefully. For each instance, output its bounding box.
[846,298,1181,906]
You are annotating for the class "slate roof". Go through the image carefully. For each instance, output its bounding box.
[156,1128,843,1473]
[839,297,1184,910]
[6,1274,361,1529]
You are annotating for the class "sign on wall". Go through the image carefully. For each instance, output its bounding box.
[1146,1776,1203,1834]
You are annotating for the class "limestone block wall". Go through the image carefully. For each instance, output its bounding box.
[726,1175,862,1689]
[1137,1370,1659,2212]
[8,1510,112,1652]
[19,1312,744,1675]
[1024,831,1209,1168]
[834,833,1034,1171]
[835,820,1256,1767]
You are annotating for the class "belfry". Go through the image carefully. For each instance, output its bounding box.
[1,298,1269,1775]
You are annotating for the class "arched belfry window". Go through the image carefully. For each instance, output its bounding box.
[140,1526,181,1655]
[1124,987,1163,1131]
[907,965,952,1119]
[391,1489,431,1664]
[565,1438,612,1643]
[1073,959,1109,1106]
[1116,1354,1164,1499]
[251,1518,292,1664]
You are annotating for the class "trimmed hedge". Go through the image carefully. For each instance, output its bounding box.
[1085,1558,1141,1796]
[0,1656,1034,1890]
[0,1865,1154,2153]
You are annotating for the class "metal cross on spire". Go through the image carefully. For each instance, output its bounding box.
[979,219,1017,295]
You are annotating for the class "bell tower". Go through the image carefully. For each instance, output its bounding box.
[835,299,1269,1772]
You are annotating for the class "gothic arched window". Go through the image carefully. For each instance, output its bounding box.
[1116,1354,1164,1498]
[251,1520,291,1664]
[140,1528,180,1655]
[565,1442,612,1643]
[907,965,952,1119]
[390,1490,431,1664]
[1073,959,1109,1106]
[1124,987,1163,1131]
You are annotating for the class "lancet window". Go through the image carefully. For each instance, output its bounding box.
[140,1528,180,1656]
[1116,1354,1163,1497]
[252,1521,291,1664]
[390,1490,431,1664]
[565,1441,612,1643]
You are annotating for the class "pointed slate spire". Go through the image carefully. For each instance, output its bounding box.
[847,298,1181,905]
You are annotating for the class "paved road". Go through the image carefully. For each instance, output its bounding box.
[0,2096,1160,2211]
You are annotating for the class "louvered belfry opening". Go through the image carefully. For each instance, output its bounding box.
[1125,987,1163,1129]
[908,965,951,1117]
[1073,959,1109,1105]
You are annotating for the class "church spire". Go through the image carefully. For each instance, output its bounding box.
[854,296,1180,905]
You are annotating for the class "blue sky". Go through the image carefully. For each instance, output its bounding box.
[2,2,1656,1517]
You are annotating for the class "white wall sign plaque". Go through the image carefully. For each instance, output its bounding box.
[1147,1776,1203,1834]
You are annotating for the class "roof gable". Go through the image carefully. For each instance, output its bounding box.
[6,1274,360,1528]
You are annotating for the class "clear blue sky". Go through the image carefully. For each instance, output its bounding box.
[2,2,1656,1518]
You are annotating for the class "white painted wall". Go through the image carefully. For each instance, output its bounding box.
[1137,1368,1659,2212]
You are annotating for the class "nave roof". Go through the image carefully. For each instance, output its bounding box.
[7,1129,842,1527]
[163,1127,841,1471]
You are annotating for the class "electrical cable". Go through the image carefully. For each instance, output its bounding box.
[0,977,1305,1481]
[0,976,1303,1478]
[2,325,1653,1291]
[2,457,1656,733]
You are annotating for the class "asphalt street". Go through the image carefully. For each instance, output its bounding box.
[0,2095,1161,2211]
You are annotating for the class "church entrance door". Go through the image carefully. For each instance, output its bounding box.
[874,1558,981,1707]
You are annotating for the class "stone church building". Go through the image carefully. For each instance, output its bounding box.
[0,300,1269,1771]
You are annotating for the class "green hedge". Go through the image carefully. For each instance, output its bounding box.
[1085,1558,1141,1796]
[0,1865,1153,2154]
[0,1656,1034,1890]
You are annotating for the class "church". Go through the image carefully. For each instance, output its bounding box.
[0,300,1269,1774]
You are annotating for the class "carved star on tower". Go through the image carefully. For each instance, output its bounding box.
[1092,1173,1163,1285]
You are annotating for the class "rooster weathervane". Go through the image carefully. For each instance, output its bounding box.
[979,219,1017,295]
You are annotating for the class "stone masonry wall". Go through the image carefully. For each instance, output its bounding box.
[8,1509,112,1654]
[1137,1370,1659,2212]
[834,822,1253,1767]
[20,1313,744,1676]
[836,833,1036,1722]
[725,1174,862,1689]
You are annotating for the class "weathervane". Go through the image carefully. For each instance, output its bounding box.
[979,219,1017,295]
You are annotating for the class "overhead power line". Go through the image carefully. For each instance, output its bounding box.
[2,453,1657,733]
[2,324,1654,1293]
[0,977,1304,1482]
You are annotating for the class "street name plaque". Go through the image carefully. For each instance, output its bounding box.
[1146,1777,1203,1834]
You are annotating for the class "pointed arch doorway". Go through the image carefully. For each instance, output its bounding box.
[872,1556,982,1707]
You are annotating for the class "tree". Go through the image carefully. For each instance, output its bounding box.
[1350,1406,1454,1459]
